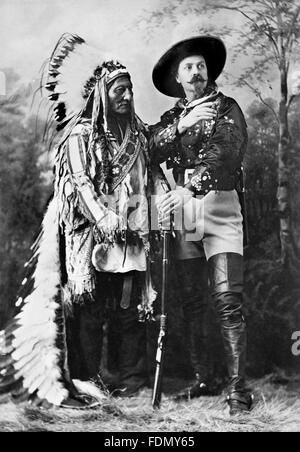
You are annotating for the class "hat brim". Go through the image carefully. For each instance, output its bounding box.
[152,36,226,98]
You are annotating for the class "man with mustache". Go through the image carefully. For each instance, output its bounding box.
[150,36,253,415]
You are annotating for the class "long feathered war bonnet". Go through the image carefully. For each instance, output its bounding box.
[42,33,132,134]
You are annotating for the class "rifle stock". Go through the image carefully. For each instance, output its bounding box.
[152,313,167,408]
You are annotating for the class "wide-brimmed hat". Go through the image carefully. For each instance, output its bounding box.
[152,36,226,98]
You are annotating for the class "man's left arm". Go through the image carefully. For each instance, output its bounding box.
[148,110,181,165]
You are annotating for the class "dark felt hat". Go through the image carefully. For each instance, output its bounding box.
[152,36,226,98]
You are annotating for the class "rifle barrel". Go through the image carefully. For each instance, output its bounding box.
[151,229,170,409]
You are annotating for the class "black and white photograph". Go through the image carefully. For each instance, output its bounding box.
[0,0,300,435]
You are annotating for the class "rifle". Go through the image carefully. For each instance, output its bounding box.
[152,227,171,409]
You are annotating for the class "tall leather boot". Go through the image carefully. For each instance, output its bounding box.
[208,252,253,415]
[175,258,212,400]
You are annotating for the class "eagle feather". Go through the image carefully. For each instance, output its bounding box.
[0,197,69,406]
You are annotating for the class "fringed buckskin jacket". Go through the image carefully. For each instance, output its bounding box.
[55,116,167,318]
[149,91,248,195]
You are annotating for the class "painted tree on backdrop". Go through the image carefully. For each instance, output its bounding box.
[209,0,300,277]
[138,0,300,277]
[0,69,52,327]
[245,99,279,244]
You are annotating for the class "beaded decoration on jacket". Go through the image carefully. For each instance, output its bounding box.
[164,91,221,169]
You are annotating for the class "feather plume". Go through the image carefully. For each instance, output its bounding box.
[72,379,107,402]
[0,197,69,406]
[44,34,108,122]
[43,33,122,126]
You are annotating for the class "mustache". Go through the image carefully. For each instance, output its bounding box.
[189,74,207,84]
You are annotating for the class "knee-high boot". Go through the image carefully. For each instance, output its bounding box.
[175,258,212,400]
[208,252,252,413]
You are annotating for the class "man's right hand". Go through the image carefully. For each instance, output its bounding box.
[178,102,216,134]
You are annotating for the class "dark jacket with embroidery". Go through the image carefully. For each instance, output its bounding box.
[149,92,248,195]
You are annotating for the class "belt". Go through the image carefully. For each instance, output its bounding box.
[175,169,195,186]
[175,169,237,192]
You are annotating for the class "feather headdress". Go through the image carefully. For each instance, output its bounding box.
[0,197,70,406]
[42,33,131,132]
[0,196,107,407]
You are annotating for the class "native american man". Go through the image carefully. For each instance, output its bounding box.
[0,34,166,408]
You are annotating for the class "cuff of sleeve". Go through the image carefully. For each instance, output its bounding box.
[188,166,211,193]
